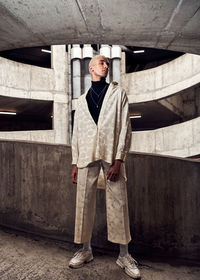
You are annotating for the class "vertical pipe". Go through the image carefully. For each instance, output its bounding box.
[71,44,82,99]
[83,58,91,92]
[72,59,81,98]
[100,44,111,83]
[112,59,121,84]
[111,45,121,85]
[83,44,93,92]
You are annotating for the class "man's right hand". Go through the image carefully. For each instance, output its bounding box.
[71,165,78,184]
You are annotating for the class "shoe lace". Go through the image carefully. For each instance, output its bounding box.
[74,248,90,258]
[126,254,138,266]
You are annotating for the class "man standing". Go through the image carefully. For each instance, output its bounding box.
[69,55,140,279]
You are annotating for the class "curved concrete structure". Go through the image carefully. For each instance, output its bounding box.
[0,46,69,144]
[0,1,200,55]
[131,117,200,157]
[122,54,200,103]
[1,50,200,157]
[0,140,199,260]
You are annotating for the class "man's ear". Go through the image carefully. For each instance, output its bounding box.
[89,66,93,74]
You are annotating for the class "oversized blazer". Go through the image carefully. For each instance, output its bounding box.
[72,82,132,169]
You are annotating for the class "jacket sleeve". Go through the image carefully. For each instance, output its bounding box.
[115,89,132,161]
[71,108,79,165]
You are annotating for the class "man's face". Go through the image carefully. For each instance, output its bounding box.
[90,56,109,78]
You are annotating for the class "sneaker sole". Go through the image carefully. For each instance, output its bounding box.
[116,259,141,279]
[69,256,94,269]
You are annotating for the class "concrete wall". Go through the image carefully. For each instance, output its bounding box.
[0,45,69,145]
[122,54,200,103]
[0,139,199,260]
[131,116,200,157]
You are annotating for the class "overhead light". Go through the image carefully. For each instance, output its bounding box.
[41,49,51,54]
[0,111,17,115]
[133,50,145,54]
[130,114,142,119]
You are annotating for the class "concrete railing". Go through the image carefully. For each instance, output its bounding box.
[0,139,199,260]
[0,130,55,143]
[122,54,200,103]
[0,56,54,99]
[131,116,200,158]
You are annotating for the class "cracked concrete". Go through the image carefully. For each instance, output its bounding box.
[0,1,200,54]
[0,227,199,280]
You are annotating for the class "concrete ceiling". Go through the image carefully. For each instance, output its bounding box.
[0,96,52,116]
[0,0,200,54]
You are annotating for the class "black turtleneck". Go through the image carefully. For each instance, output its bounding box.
[86,78,109,124]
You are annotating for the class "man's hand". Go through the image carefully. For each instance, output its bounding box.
[72,165,78,184]
[106,160,122,182]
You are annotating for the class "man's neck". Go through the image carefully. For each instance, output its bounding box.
[92,77,106,83]
[92,77,101,82]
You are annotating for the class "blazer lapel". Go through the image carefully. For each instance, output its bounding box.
[82,92,97,128]
[98,83,113,127]
[82,82,114,128]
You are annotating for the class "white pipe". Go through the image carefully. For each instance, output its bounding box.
[112,58,121,85]
[111,45,121,85]
[100,44,111,83]
[83,58,91,93]
[83,45,93,92]
[71,45,82,99]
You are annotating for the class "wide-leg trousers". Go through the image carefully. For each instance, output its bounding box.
[74,160,131,245]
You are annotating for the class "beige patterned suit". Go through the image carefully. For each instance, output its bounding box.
[72,82,132,244]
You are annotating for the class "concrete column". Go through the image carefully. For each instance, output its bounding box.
[51,45,69,145]
[71,44,82,99]
[67,44,73,143]
[111,45,121,85]
[100,44,111,83]
[83,44,93,92]
[120,51,126,86]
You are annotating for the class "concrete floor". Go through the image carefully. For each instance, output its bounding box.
[0,227,200,280]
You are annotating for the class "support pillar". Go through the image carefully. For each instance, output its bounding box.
[100,44,111,83]
[71,44,82,99]
[83,44,93,92]
[51,45,69,145]
[111,45,121,85]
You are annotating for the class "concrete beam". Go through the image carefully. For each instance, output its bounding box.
[0,1,200,54]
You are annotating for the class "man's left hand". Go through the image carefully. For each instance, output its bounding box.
[106,160,122,182]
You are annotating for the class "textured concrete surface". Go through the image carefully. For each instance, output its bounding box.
[0,1,200,54]
[0,46,70,145]
[131,116,200,157]
[0,140,200,260]
[122,54,200,103]
[0,226,200,280]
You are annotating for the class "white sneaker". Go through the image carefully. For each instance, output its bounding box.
[116,254,141,279]
[69,249,93,268]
